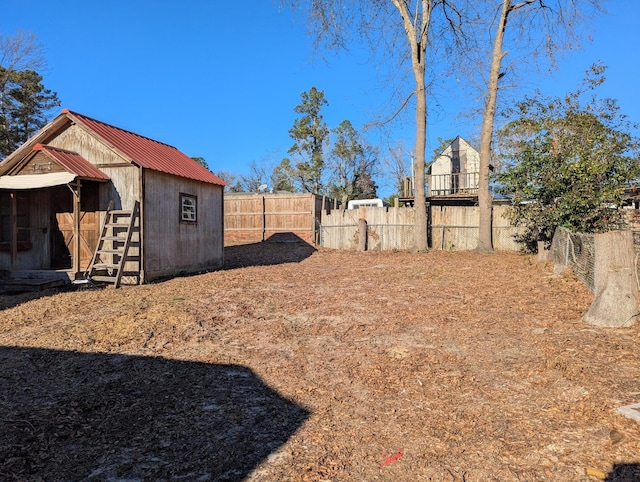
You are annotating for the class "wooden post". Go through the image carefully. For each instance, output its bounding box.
[583,230,638,327]
[358,218,367,251]
[10,191,17,270]
[311,194,317,245]
[139,168,145,284]
[72,181,81,275]
[261,194,266,242]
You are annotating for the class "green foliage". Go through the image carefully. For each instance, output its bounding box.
[495,64,640,249]
[326,120,378,202]
[288,86,329,193]
[191,156,209,170]
[271,158,296,192]
[0,67,60,157]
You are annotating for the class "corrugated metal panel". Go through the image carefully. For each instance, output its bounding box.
[34,144,110,181]
[64,109,226,186]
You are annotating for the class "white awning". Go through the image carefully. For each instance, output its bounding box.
[0,172,77,190]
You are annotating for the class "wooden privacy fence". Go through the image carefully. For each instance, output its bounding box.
[224,193,335,245]
[430,204,523,251]
[320,206,416,250]
[320,204,524,251]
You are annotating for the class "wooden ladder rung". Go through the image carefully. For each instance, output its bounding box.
[96,248,124,255]
[85,200,139,288]
[93,263,120,270]
[90,275,118,283]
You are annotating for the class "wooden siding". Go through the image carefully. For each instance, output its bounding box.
[50,125,124,166]
[16,152,66,175]
[0,185,104,272]
[49,123,141,280]
[49,124,140,210]
[143,170,224,281]
[224,193,335,245]
[0,190,49,270]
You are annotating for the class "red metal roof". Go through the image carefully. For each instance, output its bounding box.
[62,109,226,186]
[32,144,110,181]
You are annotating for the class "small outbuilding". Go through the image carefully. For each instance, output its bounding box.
[428,136,481,197]
[0,109,226,285]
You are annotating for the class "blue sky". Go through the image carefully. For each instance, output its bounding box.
[1,0,638,196]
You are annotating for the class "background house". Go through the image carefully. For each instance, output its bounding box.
[428,136,481,198]
[0,109,226,284]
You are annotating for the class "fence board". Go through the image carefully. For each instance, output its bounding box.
[320,207,415,250]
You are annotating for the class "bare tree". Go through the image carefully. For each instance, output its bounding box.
[215,170,243,192]
[240,160,271,193]
[0,30,46,155]
[384,140,412,198]
[0,30,44,74]
[281,0,465,251]
[474,0,602,252]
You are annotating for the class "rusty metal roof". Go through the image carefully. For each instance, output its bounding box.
[32,144,111,181]
[63,109,226,186]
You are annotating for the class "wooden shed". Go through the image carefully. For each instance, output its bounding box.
[0,109,226,285]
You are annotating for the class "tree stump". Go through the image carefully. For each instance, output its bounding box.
[583,230,638,327]
[536,240,550,262]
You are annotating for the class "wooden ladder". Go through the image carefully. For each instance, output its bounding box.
[85,200,139,288]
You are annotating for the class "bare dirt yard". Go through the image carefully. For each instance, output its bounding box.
[1,243,639,481]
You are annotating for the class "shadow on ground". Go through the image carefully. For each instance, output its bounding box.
[224,233,317,269]
[605,463,640,481]
[0,284,76,311]
[0,346,310,481]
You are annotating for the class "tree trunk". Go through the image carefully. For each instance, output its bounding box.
[536,240,550,262]
[478,0,511,252]
[413,68,428,251]
[390,0,430,252]
[583,230,638,327]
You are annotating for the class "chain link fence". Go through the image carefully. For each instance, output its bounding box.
[549,227,596,292]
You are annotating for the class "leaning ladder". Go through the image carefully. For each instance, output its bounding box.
[85,200,139,288]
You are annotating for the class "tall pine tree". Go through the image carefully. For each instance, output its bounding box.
[0,67,59,157]
[288,87,329,194]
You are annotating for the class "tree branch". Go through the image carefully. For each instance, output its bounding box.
[363,91,415,130]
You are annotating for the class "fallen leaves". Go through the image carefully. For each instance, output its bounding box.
[1,246,639,480]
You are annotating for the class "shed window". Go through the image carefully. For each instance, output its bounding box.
[180,193,197,222]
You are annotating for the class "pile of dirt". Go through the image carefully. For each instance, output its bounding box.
[1,244,639,481]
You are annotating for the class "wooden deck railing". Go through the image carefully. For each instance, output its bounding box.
[427,172,480,197]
